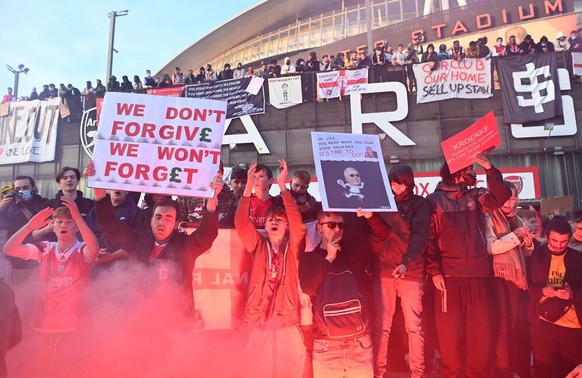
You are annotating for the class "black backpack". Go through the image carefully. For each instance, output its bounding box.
[313,269,368,339]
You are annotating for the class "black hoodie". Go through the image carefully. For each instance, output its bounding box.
[366,165,431,280]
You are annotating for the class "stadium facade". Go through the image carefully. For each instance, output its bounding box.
[1,0,582,211]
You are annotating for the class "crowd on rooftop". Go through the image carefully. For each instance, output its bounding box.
[3,28,581,108]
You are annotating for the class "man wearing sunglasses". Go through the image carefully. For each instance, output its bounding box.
[299,211,373,377]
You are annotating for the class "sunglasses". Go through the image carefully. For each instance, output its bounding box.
[319,222,345,230]
[349,174,360,178]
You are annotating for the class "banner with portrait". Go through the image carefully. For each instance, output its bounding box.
[311,131,396,212]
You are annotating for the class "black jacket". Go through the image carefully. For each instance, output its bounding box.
[527,244,582,325]
[367,165,431,280]
[426,166,511,278]
[95,197,218,314]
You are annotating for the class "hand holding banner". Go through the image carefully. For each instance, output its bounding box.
[440,111,500,173]
[89,92,227,197]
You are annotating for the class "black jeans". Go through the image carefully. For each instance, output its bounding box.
[434,277,491,378]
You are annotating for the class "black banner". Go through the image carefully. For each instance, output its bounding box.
[498,52,562,124]
[185,77,265,119]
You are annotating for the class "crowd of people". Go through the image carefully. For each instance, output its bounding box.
[1,151,582,377]
[3,29,581,108]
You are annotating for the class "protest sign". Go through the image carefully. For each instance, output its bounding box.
[317,68,368,99]
[311,131,396,212]
[245,76,264,95]
[413,57,491,103]
[89,92,227,197]
[268,76,303,109]
[440,111,500,173]
[0,98,60,165]
[186,77,265,119]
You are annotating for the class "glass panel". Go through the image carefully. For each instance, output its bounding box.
[373,4,387,29]
[359,8,367,34]
[309,20,321,48]
[321,16,333,44]
[346,10,358,36]
[387,1,401,25]
[298,23,310,48]
[278,30,289,53]
[334,14,345,40]
[288,27,298,51]
[402,0,417,20]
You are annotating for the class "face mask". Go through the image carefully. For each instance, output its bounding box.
[19,190,33,201]
[497,41,502,46]
[462,171,477,186]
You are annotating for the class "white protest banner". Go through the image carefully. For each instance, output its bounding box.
[0,98,60,165]
[413,58,492,104]
[317,68,368,99]
[89,92,227,197]
[268,76,303,109]
[311,131,396,212]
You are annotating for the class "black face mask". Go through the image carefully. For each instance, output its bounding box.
[462,171,477,186]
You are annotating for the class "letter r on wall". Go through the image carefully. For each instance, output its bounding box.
[350,82,416,146]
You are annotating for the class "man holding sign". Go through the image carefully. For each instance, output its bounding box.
[84,161,223,319]
[426,153,511,377]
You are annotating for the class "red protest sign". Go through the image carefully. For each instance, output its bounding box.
[440,111,500,173]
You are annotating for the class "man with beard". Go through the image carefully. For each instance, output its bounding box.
[426,153,511,377]
[358,165,431,378]
[527,218,582,378]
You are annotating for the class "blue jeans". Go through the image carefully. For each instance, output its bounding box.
[312,333,373,378]
[373,277,424,378]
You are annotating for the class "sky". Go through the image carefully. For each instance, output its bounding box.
[0,0,259,98]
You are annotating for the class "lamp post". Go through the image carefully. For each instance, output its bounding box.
[6,64,30,100]
[106,10,129,83]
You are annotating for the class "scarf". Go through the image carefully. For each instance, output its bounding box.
[489,203,529,290]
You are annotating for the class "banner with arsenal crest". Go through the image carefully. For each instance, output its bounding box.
[317,68,368,99]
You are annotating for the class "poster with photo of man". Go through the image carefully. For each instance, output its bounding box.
[311,131,397,212]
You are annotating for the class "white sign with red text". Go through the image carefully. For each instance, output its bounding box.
[89,92,227,197]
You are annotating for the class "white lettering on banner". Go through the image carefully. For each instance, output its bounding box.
[511,68,577,138]
[350,81,415,146]
[0,98,60,165]
[513,62,555,113]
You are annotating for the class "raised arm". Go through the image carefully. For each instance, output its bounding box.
[61,198,99,262]
[474,154,511,211]
[234,161,262,252]
[4,208,53,259]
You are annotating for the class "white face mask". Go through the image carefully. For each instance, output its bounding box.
[497,41,502,46]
